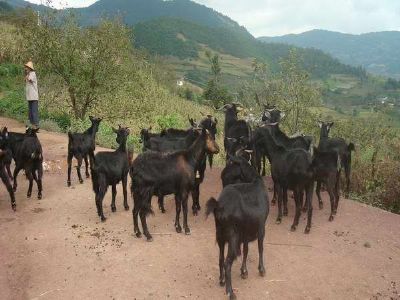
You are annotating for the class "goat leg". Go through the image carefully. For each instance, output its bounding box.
[218,239,225,286]
[240,242,249,279]
[122,175,129,211]
[191,184,200,216]
[304,182,314,234]
[132,202,141,238]
[291,189,302,231]
[158,195,166,213]
[76,156,84,184]
[283,189,288,216]
[84,155,90,178]
[328,183,335,222]
[174,195,182,233]
[67,153,73,187]
[12,164,22,192]
[26,171,33,198]
[111,184,117,212]
[258,228,266,277]
[139,209,152,242]
[225,239,237,300]
[316,181,323,210]
[1,169,16,211]
[6,164,12,181]
[33,166,42,200]
[181,192,191,235]
[275,185,283,224]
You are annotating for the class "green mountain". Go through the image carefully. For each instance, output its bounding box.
[259,29,400,79]
[5,0,367,85]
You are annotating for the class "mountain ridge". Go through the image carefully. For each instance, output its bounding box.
[259,29,400,78]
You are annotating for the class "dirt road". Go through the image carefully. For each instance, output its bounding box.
[0,117,399,300]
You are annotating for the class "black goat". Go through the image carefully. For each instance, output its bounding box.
[91,126,131,221]
[0,127,25,180]
[141,116,218,215]
[67,116,102,186]
[312,147,341,221]
[221,149,253,187]
[219,103,254,164]
[259,107,313,207]
[254,126,314,233]
[139,127,160,152]
[189,115,218,168]
[318,121,355,198]
[206,155,269,300]
[130,128,219,241]
[12,127,43,199]
[0,149,16,211]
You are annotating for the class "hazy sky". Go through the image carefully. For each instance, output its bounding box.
[25,0,400,37]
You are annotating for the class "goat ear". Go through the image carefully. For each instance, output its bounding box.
[112,127,118,133]
[217,104,230,111]
[214,118,218,124]
[227,137,237,143]
[280,111,286,120]
[148,126,152,131]
[317,121,323,128]
[329,122,334,128]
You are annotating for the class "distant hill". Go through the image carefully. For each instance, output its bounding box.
[259,29,400,79]
[0,1,13,12]
[5,0,367,83]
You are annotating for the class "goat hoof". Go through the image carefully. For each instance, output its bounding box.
[161,209,166,214]
[228,292,237,300]
[175,226,182,233]
[240,271,248,279]
[219,280,225,287]
[12,204,16,212]
[101,216,107,222]
[111,206,116,213]
[185,228,191,235]
[259,267,266,277]
[124,205,130,211]
[304,227,311,234]
[86,174,90,178]
[146,236,153,242]
[319,202,323,210]
[275,218,282,224]
[283,210,288,216]
[27,193,32,198]
[13,186,17,192]
[38,194,42,200]
[271,200,276,206]
[79,179,84,184]
[67,181,71,187]
[135,232,142,238]
[192,210,198,216]
[302,207,307,213]
[329,215,334,222]
[290,225,297,232]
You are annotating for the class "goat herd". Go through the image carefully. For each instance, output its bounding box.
[0,104,355,299]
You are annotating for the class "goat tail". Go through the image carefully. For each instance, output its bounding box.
[205,197,218,218]
[348,142,355,152]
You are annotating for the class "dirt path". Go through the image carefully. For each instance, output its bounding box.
[0,116,399,300]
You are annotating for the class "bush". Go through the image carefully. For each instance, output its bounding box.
[156,114,183,130]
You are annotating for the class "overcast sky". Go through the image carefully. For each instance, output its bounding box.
[25,0,400,37]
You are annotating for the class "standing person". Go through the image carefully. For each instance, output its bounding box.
[24,61,39,129]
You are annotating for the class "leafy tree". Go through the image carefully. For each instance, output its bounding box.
[22,11,133,119]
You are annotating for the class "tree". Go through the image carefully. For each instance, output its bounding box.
[203,51,231,107]
[22,11,133,119]
[268,49,321,134]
